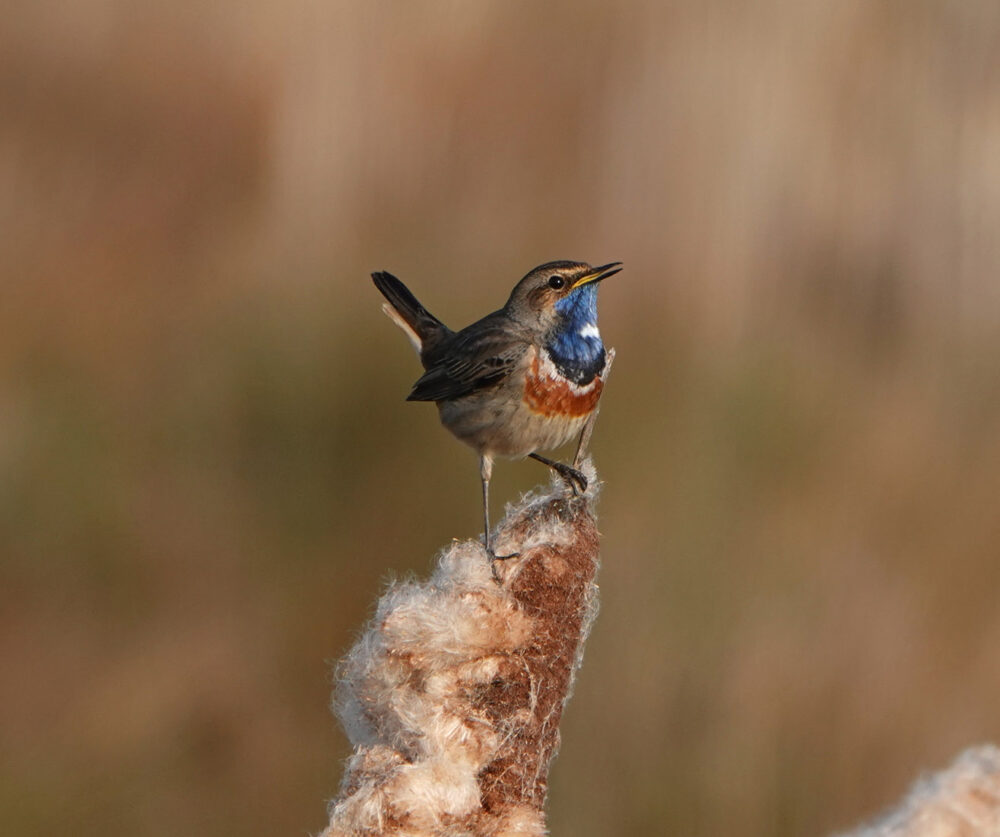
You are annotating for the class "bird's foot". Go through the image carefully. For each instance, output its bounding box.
[485,545,520,584]
[551,462,588,496]
[528,452,588,496]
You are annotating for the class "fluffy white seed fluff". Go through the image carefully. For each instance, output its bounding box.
[323,462,602,837]
[839,745,1000,837]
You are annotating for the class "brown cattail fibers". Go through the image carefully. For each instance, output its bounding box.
[323,462,602,837]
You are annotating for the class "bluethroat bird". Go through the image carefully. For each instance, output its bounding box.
[372,260,620,558]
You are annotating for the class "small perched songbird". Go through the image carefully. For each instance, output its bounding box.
[372,260,620,556]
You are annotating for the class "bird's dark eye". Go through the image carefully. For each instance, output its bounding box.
[548,275,566,290]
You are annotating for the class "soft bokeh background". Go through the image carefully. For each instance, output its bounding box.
[3,2,1000,835]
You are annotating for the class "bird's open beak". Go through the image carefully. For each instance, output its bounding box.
[570,261,623,290]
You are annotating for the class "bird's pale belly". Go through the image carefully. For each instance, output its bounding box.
[437,347,604,459]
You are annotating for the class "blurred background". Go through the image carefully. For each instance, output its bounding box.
[3,1,1000,835]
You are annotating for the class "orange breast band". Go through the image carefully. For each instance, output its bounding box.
[523,354,603,417]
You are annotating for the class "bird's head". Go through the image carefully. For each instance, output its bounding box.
[504,260,622,335]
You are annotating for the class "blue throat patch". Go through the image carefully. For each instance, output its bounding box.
[546,284,606,385]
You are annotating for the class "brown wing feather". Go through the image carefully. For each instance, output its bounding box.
[407,314,528,402]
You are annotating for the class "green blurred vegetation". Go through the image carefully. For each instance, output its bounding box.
[2,2,1000,835]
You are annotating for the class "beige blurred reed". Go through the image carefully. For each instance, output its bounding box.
[3,3,1000,837]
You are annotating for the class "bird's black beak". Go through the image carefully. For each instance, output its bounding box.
[570,261,623,290]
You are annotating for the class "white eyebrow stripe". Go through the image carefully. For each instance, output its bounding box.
[578,323,601,340]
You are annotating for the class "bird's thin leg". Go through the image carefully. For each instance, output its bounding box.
[480,454,493,554]
[529,452,588,495]
[481,453,517,579]
[573,411,599,470]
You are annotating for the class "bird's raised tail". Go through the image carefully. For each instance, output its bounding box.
[372,271,450,357]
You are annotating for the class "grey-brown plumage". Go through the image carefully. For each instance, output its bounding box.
[373,260,620,558]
